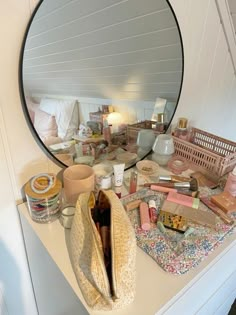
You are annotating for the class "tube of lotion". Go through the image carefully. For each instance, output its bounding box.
[113,163,125,187]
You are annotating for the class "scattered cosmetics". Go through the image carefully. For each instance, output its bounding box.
[121,188,236,275]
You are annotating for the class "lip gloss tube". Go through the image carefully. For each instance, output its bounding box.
[139,202,151,231]
[148,200,158,223]
[129,171,138,194]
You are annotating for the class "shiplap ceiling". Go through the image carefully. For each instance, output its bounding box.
[22,0,183,103]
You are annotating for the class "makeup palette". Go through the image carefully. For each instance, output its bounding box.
[159,210,188,233]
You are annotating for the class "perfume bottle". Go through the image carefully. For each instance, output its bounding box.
[155,113,165,132]
[224,166,236,197]
[174,117,188,140]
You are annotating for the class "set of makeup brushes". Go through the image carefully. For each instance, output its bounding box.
[143,175,199,196]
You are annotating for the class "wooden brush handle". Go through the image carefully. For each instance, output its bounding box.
[144,182,175,188]
[153,182,175,188]
[171,175,191,182]
[144,183,160,187]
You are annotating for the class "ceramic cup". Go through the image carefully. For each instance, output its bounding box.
[63,164,95,205]
[152,134,175,166]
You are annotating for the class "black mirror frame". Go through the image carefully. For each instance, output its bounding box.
[18,0,184,171]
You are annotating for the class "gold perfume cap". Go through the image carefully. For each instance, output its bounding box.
[177,117,188,129]
[157,113,165,123]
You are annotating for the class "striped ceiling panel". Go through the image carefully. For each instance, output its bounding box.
[22,0,183,103]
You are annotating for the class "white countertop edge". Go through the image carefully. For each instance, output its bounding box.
[18,201,236,315]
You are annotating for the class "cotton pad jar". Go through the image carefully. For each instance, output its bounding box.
[92,163,113,190]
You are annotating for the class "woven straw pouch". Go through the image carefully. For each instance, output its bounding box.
[70,189,136,311]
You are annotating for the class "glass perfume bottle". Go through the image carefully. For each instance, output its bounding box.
[174,117,188,140]
[155,113,165,132]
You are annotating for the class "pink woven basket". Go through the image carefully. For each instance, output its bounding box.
[173,128,236,178]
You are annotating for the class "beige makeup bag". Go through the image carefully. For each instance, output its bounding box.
[70,189,136,311]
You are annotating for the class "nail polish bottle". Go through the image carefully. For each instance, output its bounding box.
[224,166,236,197]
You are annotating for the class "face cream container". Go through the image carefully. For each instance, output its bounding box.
[59,205,76,229]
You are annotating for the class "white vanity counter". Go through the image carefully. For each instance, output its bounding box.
[18,185,236,315]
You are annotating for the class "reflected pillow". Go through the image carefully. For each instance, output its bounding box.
[34,108,58,139]
[25,96,39,123]
[43,136,62,147]
[39,98,79,140]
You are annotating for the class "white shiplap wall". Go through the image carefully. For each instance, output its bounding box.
[171,0,236,141]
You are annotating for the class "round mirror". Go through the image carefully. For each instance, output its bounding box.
[19,0,184,169]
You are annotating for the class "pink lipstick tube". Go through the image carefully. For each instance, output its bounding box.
[139,202,151,231]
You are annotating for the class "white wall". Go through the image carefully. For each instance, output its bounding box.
[0,0,235,314]
[171,0,236,141]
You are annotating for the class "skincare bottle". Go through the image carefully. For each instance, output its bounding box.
[224,166,236,197]
[174,117,188,140]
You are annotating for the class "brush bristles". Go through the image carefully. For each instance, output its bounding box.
[189,178,198,191]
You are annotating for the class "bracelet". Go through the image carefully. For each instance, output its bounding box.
[30,173,55,194]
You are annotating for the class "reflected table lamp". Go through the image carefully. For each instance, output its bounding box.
[107,112,123,133]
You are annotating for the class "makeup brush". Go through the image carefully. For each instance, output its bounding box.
[144,178,198,191]
[159,175,191,183]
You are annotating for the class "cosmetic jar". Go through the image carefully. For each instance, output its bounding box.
[167,156,189,174]
[59,205,75,229]
[92,163,113,190]
[24,173,62,223]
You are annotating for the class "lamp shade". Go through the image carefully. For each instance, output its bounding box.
[152,134,175,155]
[107,112,123,133]
[136,129,155,149]
[152,134,175,166]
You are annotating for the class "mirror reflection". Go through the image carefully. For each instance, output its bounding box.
[21,0,183,168]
